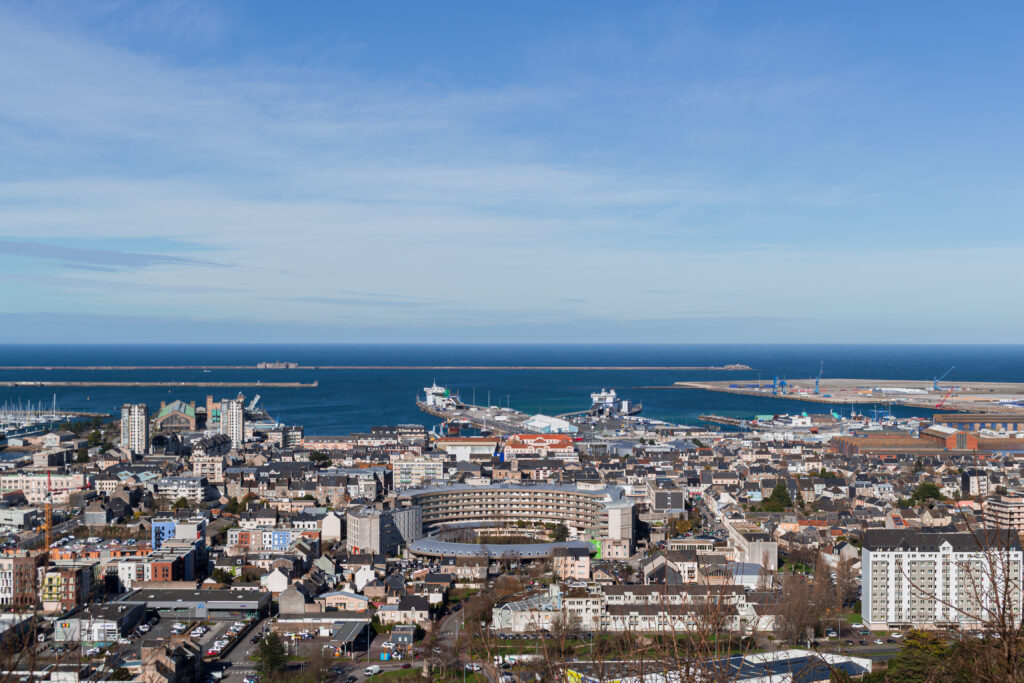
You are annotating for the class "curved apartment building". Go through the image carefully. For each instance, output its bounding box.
[397,482,635,545]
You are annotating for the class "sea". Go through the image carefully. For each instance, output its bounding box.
[0,344,1022,435]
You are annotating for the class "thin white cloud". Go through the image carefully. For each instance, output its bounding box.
[0,4,1012,342]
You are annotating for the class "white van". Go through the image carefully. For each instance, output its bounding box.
[364,665,381,676]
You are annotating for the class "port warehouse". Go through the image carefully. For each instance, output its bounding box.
[832,425,1024,457]
[396,482,635,544]
[934,413,1024,432]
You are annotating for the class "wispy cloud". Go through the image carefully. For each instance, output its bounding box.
[290,294,442,309]
[0,238,227,271]
[0,3,1018,342]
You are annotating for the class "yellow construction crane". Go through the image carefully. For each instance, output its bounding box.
[42,471,90,564]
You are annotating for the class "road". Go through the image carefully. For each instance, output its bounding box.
[438,611,465,642]
[21,514,81,549]
[215,616,268,676]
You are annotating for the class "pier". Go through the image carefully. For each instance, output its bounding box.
[416,400,528,435]
[698,414,751,429]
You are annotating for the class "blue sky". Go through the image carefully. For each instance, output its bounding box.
[1,1,1022,343]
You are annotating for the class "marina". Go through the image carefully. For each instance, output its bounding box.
[0,397,109,436]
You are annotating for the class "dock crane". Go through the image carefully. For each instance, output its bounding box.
[814,361,824,395]
[936,388,955,409]
[932,366,955,392]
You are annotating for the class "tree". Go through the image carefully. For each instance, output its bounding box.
[173,497,189,510]
[810,560,836,634]
[834,557,859,610]
[210,568,234,586]
[223,497,241,514]
[308,451,332,466]
[775,573,817,644]
[674,517,693,535]
[255,632,287,677]
[87,430,103,447]
[910,482,945,505]
[551,523,569,542]
[763,483,792,512]
[878,630,958,683]
[76,448,89,463]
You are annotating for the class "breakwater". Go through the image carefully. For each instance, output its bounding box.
[0,381,317,388]
[0,364,751,371]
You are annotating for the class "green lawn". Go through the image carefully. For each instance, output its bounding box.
[376,670,486,682]
[376,671,420,680]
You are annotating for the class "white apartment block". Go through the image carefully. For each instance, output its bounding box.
[120,403,149,455]
[0,472,91,504]
[491,584,758,635]
[220,395,245,449]
[192,454,225,484]
[390,452,445,490]
[985,491,1024,531]
[861,530,1023,631]
[152,476,206,504]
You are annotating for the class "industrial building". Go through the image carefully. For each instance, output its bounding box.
[115,588,271,620]
[55,603,146,645]
[934,413,1024,433]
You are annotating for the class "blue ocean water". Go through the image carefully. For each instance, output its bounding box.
[0,344,1021,434]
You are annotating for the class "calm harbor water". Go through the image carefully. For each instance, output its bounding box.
[0,344,1021,434]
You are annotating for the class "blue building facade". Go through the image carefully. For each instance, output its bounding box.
[151,518,177,550]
